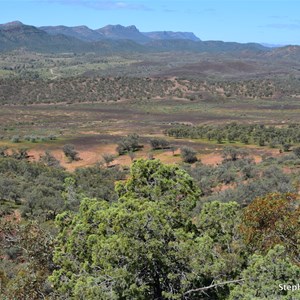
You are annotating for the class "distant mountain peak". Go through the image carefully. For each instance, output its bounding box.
[97,24,150,43]
[143,31,201,42]
[74,25,89,29]
[100,24,139,32]
[127,25,138,30]
[0,21,24,28]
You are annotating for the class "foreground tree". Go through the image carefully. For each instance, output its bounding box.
[50,160,224,299]
[51,196,209,299]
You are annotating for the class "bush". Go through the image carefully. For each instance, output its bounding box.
[63,144,79,162]
[149,138,170,150]
[11,135,20,143]
[39,151,62,168]
[116,133,141,155]
[181,146,198,163]
[293,146,300,158]
[102,153,115,167]
[282,143,292,152]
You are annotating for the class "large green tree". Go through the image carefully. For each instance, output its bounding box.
[115,159,200,219]
[50,160,214,299]
[50,160,257,299]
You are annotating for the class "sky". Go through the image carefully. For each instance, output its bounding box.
[1,0,300,45]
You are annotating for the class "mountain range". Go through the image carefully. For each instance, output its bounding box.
[40,23,200,43]
[0,21,299,58]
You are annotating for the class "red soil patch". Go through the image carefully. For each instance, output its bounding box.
[26,140,284,172]
[200,153,223,165]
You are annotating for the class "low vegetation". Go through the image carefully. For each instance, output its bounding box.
[1,158,299,299]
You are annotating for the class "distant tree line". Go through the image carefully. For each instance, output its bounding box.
[166,122,300,149]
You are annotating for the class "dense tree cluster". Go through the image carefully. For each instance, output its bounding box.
[166,122,300,148]
[0,154,126,219]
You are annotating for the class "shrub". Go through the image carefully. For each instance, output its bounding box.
[181,146,198,163]
[116,133,140,155]
[63,144,79,162]
[102,153,115,167]
[11,135,20,143]
[293,146,300,158]
[149,138,170,150]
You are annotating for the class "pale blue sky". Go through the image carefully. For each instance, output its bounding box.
[1,0,299,44]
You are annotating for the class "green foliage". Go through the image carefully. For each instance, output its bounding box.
[0,157,68,218]
[196,201,241,245]
[166,122,300,148]
[0,218,55,299]
[116,133,141,155]
[51,160,262,299]
[50,160,209,299]
[195,201,246,284]
[115,159,201,217]
[39,150,62,168]
[149,137,170,150]
[51,197,201,299]
[180,146,198,164]
[229,245,300,300]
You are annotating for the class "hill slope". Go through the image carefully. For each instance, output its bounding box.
[40,25,105,42]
